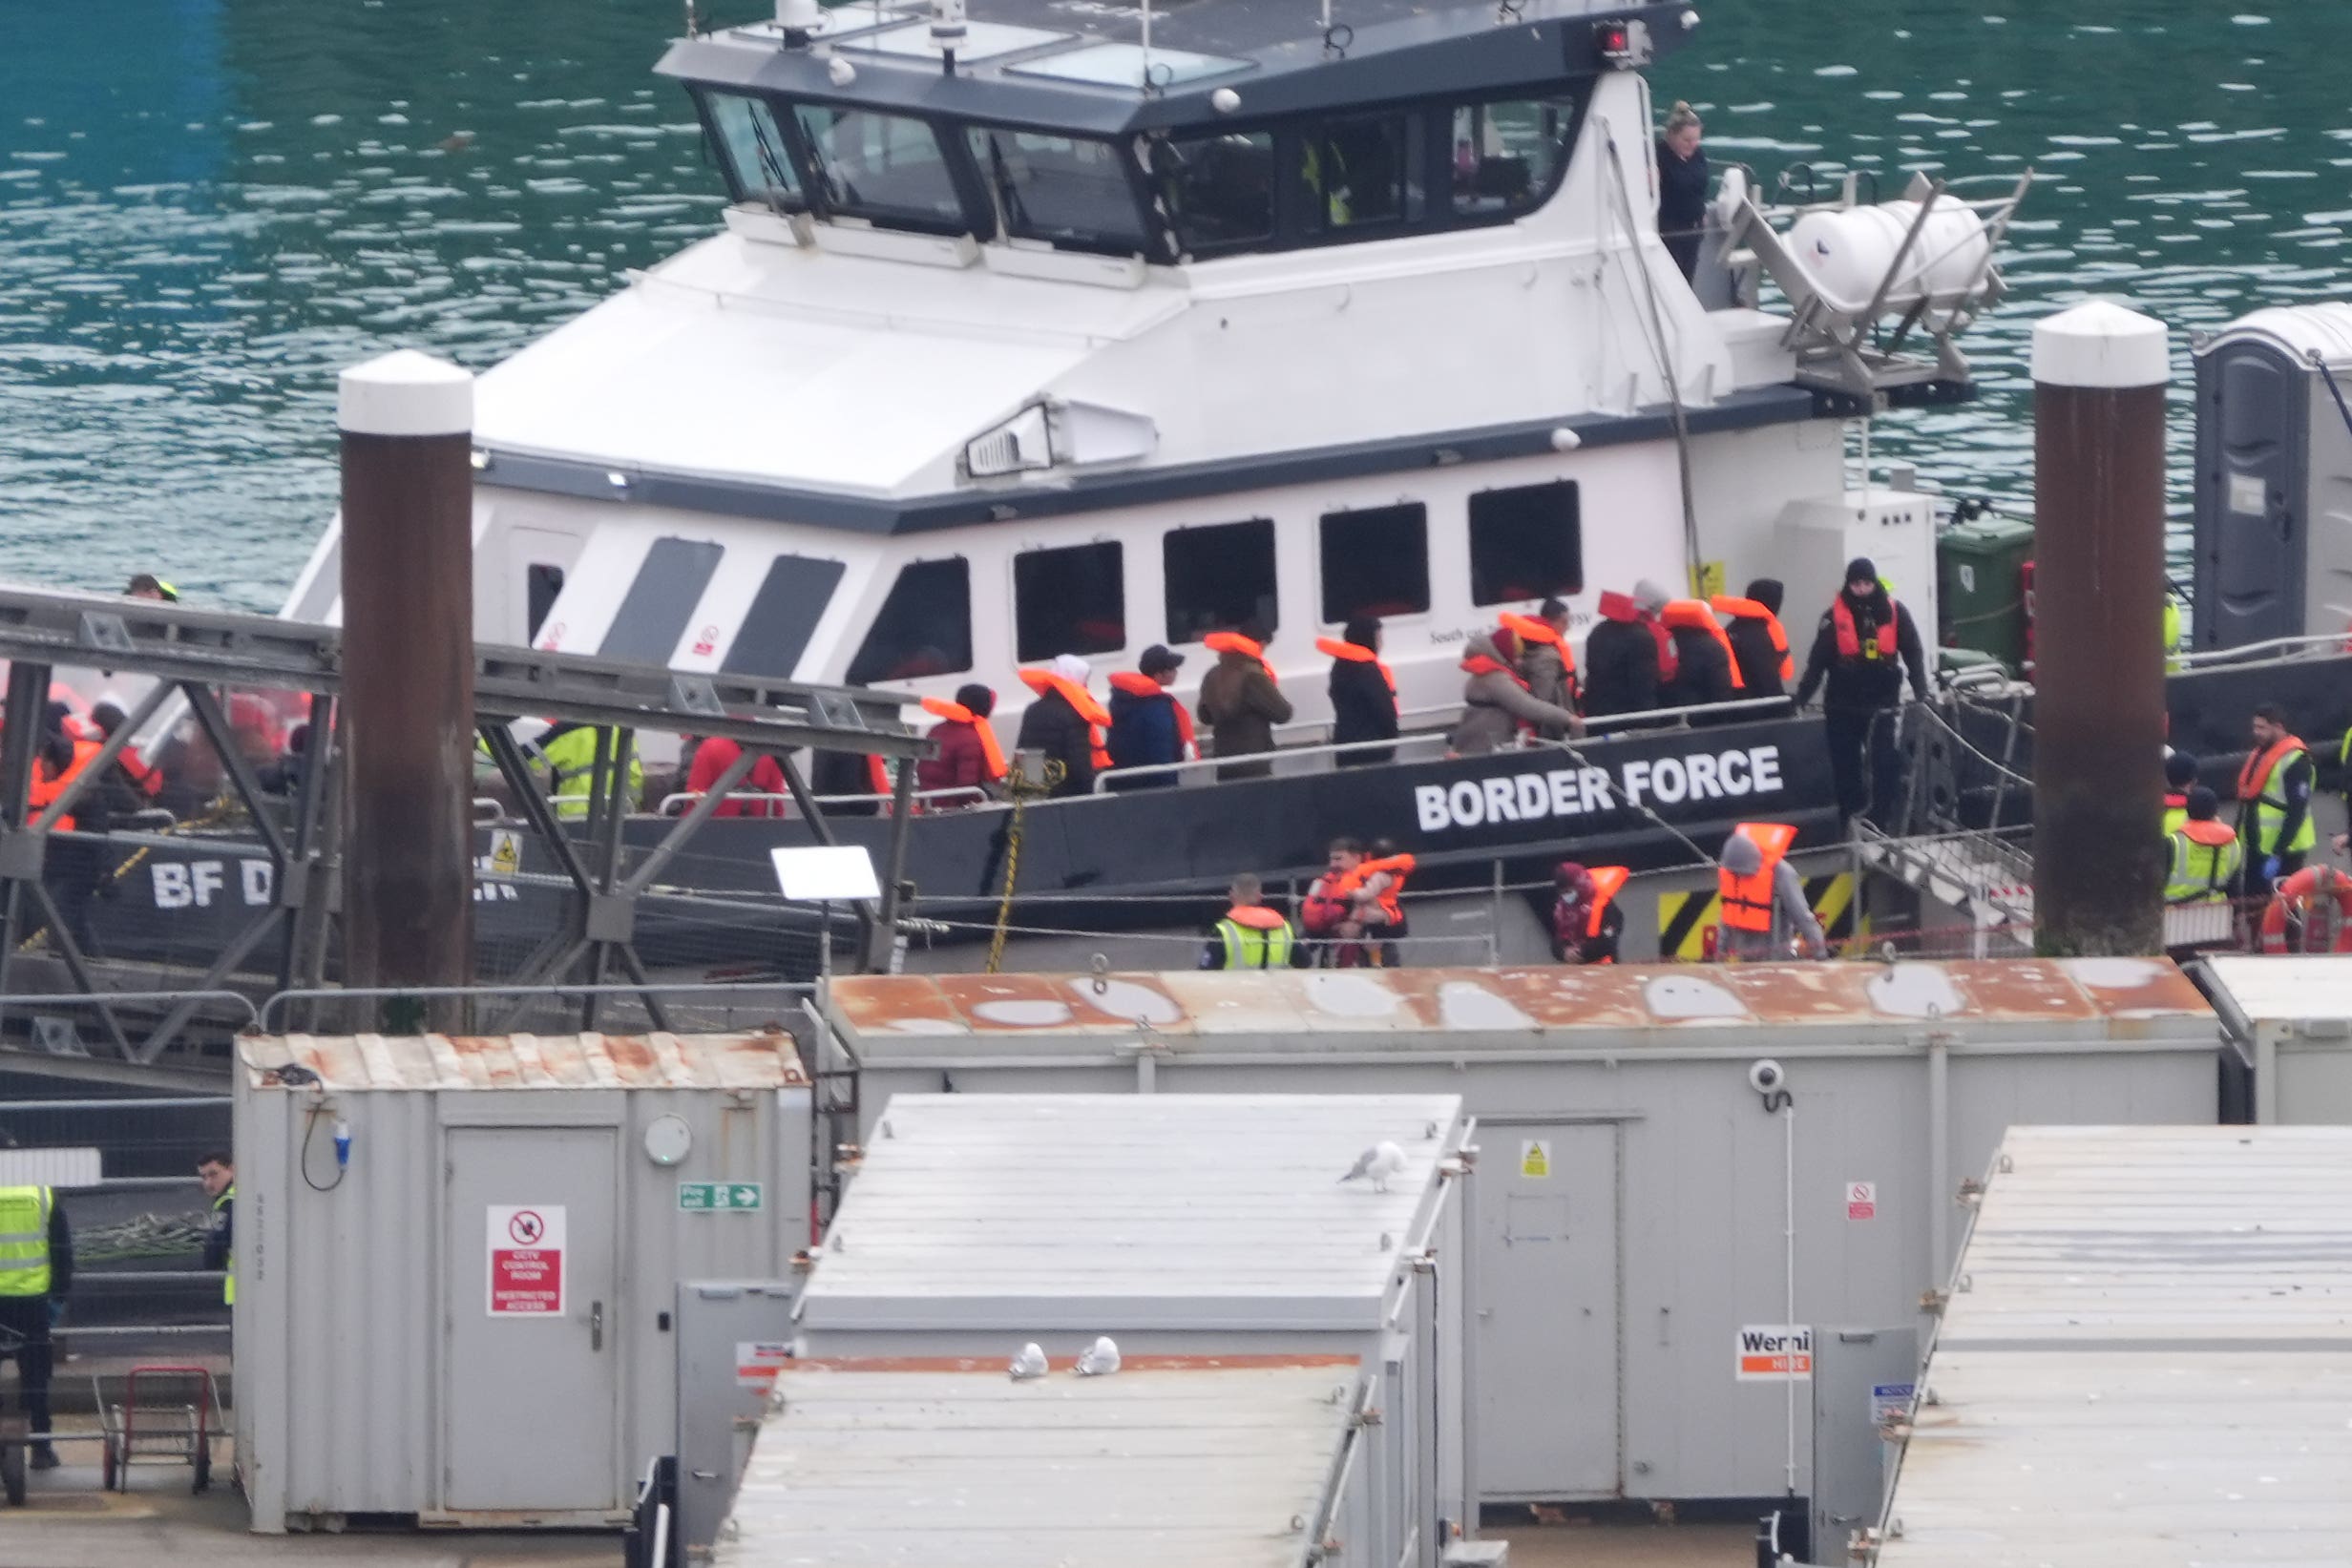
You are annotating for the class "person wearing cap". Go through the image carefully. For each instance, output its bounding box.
[1795,557,1928,830]
[1322,617,1397,766]
[2163,785,2241,908]
[1104,646,1191,791]
[1196,620,1292,782]
[1015,654,1109,799]
[1583,588,1669,721]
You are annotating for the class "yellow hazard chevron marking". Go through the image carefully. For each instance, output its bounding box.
[1658,873,1857,960]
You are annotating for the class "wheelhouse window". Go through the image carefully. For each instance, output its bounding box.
[966,128,1148,255]
[793,105,967,230]
[1149,129,1273,254]
[1469,481,1582,605]
[1300,114,1423,233]
[704,91,804,212]
[525,564,565,642]
[1319,504,1429,623]
[1164,520,1276,644]
[1015,542,1125,661]
[847,557,973,685]
[599,537,724,662]
[723,554,848,679]
[1452,97,1578,217]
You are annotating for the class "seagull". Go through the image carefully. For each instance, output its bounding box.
[1008,1342,1048,1381]
[1075,1336,1121,1377]
[1339,1140,1408,1194]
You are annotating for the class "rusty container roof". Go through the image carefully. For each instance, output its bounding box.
[828,958,2214,1059]
[239,1031,809,1092]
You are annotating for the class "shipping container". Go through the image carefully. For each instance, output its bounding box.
[717,1357,1382,1568]
[795,1093,1474,1568]
[2198,953,2352,1122]
[231,1031,813,1533]
[817,958,2218,1503]
[1876,1124,2352,1566]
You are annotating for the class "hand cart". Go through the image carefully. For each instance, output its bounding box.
[92,1364,219,1495]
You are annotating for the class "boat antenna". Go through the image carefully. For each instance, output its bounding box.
[1140,0,1152,90]
[682,0,698,37]
[933,0,965,75]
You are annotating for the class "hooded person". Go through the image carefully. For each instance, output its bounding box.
[1581,591,1664,720]
[1630,578,1681,686]
[1715,823,1826,961]
[1448,628,1582,755]
[1795,557,1930,828]
[1549,861,1628,965]
[1015,653,1110,799]
[1195,620,1292,781]
[1715,577,1794,700]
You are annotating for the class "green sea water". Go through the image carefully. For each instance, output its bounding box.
[1,0,2345,608]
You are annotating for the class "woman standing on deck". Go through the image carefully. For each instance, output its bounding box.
[1656,102,1709,282]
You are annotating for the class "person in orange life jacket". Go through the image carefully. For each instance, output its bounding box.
[1323,617,1398,766]
[1581,591,1664,721]
[2236,702,2314,897]
[1301,837,1371,965]
[1352,837,1415,967]
[1548,861,1628,964]
[1448,629,1582,755]
[1658,597,1742,718]
[28,700,110,957]
[1716,823,1825,960]
[688,734,791,817]
[1200,873,1304,970]
[1104,645,1190,791]
[1502,599,1579,735]
[87,697,163,816]
[1015,654,1109,800]
[2161,750,2198,838]
[1795,558,1929,830]
[1713,578,1794,702]
[916,684,1005,802]
[1196,621,1292,782]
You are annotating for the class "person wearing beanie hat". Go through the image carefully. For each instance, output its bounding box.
[1016,654,1110,799]
[2163,784,2241,911]
[1795,556,1928,829]
[1584,590,1664,721]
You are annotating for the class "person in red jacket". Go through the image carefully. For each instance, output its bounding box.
[917,684,1006,801]
[686,734,789,818]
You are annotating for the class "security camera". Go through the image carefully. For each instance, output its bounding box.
[1748,1058,1785,1096]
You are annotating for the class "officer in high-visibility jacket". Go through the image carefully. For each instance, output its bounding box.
[2164,787,2242,906]
[535,722,644,823]
[198,1151,235,1306]
[1201,874,1302,970]
[0,1179,73,1469]
[2236,703,2314,898]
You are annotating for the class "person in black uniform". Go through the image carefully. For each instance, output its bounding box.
[1655,102,1709,282]
[1795,558,1930,831]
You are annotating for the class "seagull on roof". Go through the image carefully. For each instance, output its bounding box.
[1339,1140,1408,1193]
[1009,1342,1048,1381]
[1075,1336,1121,1377]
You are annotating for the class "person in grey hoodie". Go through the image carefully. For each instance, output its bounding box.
[1715,827,1826,960]
[1449,629,1583,755]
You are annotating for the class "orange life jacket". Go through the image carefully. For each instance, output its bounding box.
[918,696,1008,782]
[1105,671,1198,758]
[1460,654,1527,686]
[1225,904,1290,930]
[1335,852,1416,925]
[1205,631,1277,682]
[1660,599,1745,689]
[1016,669,1113,772]
[117,747,163,799]
[2237,734,2308,802]
[29,736,102,831]
[1586,866,1629,936]
[1498,614,1578,670]
[1831,596,1900,661]
[2179,819,2236,848]
[1718,821,1798,934]
[1709,594,1796,681]
[1315,637,1397,695]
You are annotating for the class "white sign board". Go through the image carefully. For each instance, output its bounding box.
[1735,1324,1813,1381]
[1845,1181,1878,1221]
[769,844,880,902]
[487,1203,567,1317]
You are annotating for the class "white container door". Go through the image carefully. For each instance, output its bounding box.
[442,1125,620,1513]
[1477,1121,1621,1499]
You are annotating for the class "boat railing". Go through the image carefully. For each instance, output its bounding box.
[653,785,992,817]
[2174,631,2351,669]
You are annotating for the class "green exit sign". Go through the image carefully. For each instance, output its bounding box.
[679,1181,764,1212]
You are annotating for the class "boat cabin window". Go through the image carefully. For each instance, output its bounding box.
[723,554,849,679]
[1300,113,1423,233]
[704,91,805,212]
[848,557,973,684]
[1319,504,1429,623]
[525,564,565,642]
[966,128,1148,256]
[599,537,724,662]
[1164,519,1276,645]
[1469,481,1582,605]
[1150,130,1275,253]
[792,104,968,231]
[1015,541,1125,661]
[1451,97,1577,217]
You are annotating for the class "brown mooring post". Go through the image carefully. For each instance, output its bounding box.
[339,349,477,1028]
[2030,302,2170,956]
